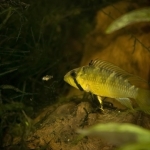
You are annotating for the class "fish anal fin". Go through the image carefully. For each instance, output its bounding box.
[115,98,134,110]
[136,88,150,114]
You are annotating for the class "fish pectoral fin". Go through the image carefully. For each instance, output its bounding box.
[115,98,134,110]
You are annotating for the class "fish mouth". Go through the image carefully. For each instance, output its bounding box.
[64,72,79,89]
[64,73,72,85]
[64,73,69,83]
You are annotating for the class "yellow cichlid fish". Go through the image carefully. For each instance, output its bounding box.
[64,59,150,114]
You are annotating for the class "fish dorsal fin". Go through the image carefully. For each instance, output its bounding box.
[89,59,131,77]
[89,59,149,87]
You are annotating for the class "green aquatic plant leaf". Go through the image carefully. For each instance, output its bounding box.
[77,123,150,146]
[118,142,150,150]
[106,8,150,34]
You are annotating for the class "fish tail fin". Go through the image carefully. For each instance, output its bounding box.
[136,88,150,114]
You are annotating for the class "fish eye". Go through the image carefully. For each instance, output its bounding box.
[70,71,76,77]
